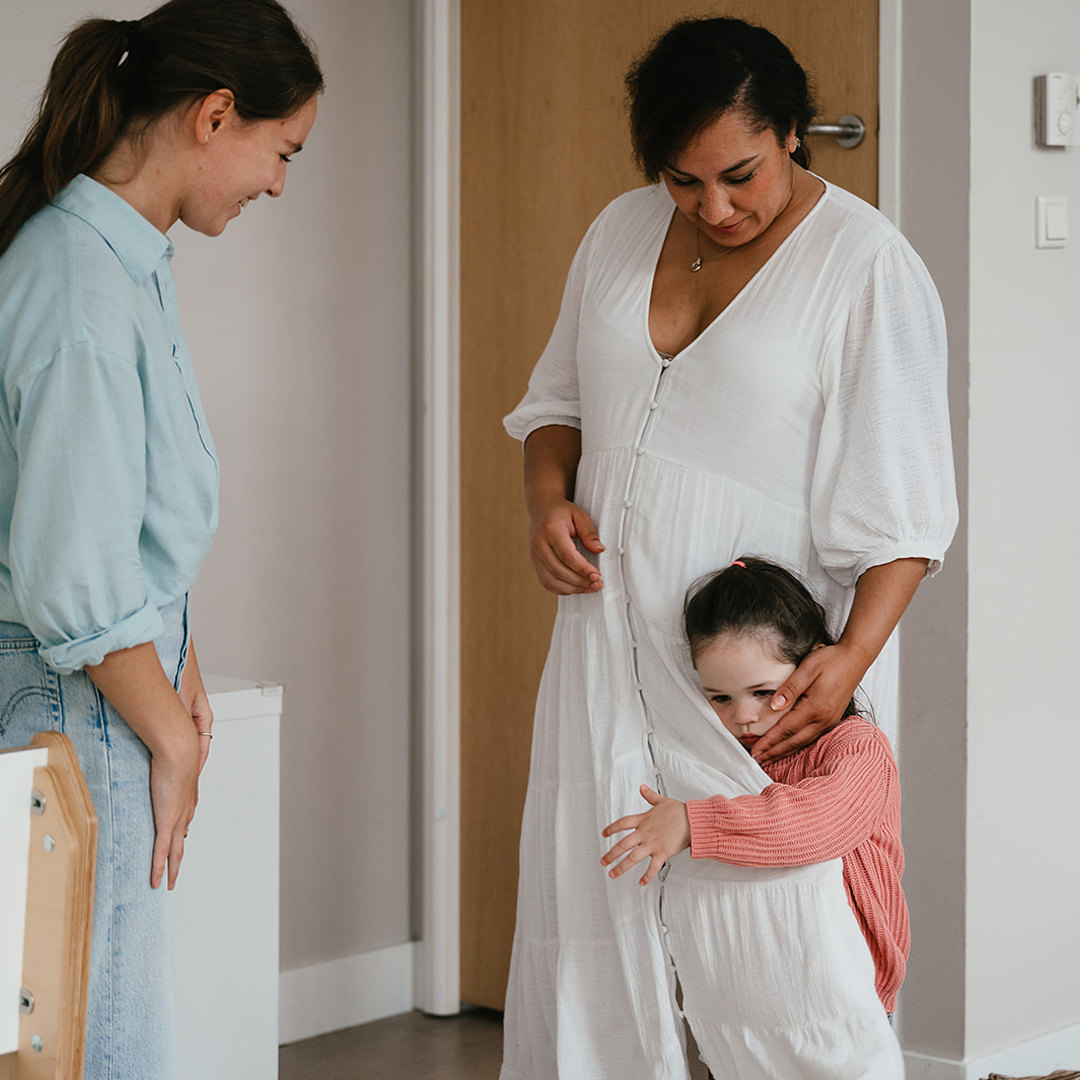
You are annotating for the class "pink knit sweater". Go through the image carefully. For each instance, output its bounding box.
[685,718,908,1012]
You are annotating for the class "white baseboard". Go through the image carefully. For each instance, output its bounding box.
[278,942,415,1045]
[904,1019,1080,1080]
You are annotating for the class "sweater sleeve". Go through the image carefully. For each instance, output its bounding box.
[686,725,896,867]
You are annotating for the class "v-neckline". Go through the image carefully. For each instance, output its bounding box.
[644,179,830,363]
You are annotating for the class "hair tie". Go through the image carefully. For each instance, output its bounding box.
[731,560,746,568]
[117,19,143,67]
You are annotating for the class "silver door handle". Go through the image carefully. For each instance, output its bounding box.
[805,114,865,149]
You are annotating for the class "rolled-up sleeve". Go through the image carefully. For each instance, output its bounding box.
[10,343,163,672]
[811,239,959,587]
[503,221,601,444]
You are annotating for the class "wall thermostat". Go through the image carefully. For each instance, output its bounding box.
[1035,73,1080,147]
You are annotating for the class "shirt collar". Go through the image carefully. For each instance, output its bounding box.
[52,174,173,284]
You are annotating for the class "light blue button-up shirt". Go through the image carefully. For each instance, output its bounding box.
[0,175,219,673]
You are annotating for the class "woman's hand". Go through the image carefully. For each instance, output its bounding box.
[179,641,214,772]
[529,495,604,594]
[751,642,865,763]
[600,784,690,885]
[751,557,930,763]
[147,724,201,891]
[523,425,604,595]
[86,641,203,890]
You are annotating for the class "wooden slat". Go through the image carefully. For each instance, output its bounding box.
[15,733,96,1080]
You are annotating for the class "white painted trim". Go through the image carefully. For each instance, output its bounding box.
[414,0,462,1017]
[904,1018,1080,1080]
[278,943,415,1045]
[879,0,903,225]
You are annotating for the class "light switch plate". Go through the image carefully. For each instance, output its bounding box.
[1036,197,1068,248]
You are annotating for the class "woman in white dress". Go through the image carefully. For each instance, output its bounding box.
[501,16,958,1080]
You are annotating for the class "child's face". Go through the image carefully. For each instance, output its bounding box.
[694,632,796,753]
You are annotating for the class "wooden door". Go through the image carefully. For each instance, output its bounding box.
[459,0,879,1010]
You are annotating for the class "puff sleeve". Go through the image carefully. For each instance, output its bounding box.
[811,238,958,586]
[502,217,606,443]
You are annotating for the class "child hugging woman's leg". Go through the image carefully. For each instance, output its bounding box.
[601,557,907,1055]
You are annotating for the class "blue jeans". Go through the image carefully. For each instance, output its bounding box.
[0,597,188,1080]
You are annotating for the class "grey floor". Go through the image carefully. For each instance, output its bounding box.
[279,1008,711,1079]
[279,1009,504,1080]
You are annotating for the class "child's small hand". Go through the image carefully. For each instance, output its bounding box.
[600,784,691,886]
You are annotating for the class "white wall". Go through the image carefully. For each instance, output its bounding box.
[0,0,416,998]
[966,0,1080,1058]
[899,1,1080,1073]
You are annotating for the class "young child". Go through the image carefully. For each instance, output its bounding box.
[600,557,909,1015]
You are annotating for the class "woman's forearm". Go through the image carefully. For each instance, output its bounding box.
[523,424,582,516]
[86,640,201,889]
[86,642,197,760]
[837,557,929,675]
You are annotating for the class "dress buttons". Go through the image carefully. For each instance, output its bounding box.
[649,400,659,411]
[623,499,632,509]
[661,357,672,368]
[635,446,645,456]
[618,546,625,555]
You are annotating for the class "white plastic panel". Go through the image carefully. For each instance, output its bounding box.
[169,679,281,1080]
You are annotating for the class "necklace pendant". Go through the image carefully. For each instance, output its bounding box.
[689,257,702,272]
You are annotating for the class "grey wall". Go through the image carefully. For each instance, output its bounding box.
[174,0,415,971]
[0,0,416,976]
[896,0,971,1061]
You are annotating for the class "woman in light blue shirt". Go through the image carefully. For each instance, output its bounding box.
[0,3,321,1075]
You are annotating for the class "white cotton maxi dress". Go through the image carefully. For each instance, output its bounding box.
[501,181,958,1080]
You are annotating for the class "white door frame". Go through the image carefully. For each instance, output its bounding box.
[414,0,461,1017]
[414,0,902,1014]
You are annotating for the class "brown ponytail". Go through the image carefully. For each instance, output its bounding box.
[0,0,323,258]
[0,20,131,256]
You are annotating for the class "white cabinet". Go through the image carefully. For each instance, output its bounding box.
[169,676,282,1080]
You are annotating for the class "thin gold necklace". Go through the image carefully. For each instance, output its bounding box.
[690,228,736,272]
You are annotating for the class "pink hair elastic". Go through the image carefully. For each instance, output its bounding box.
[731,560,746,568]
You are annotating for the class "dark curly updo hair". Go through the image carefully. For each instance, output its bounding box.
[626,16,818,182]
[684,556,861,720]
